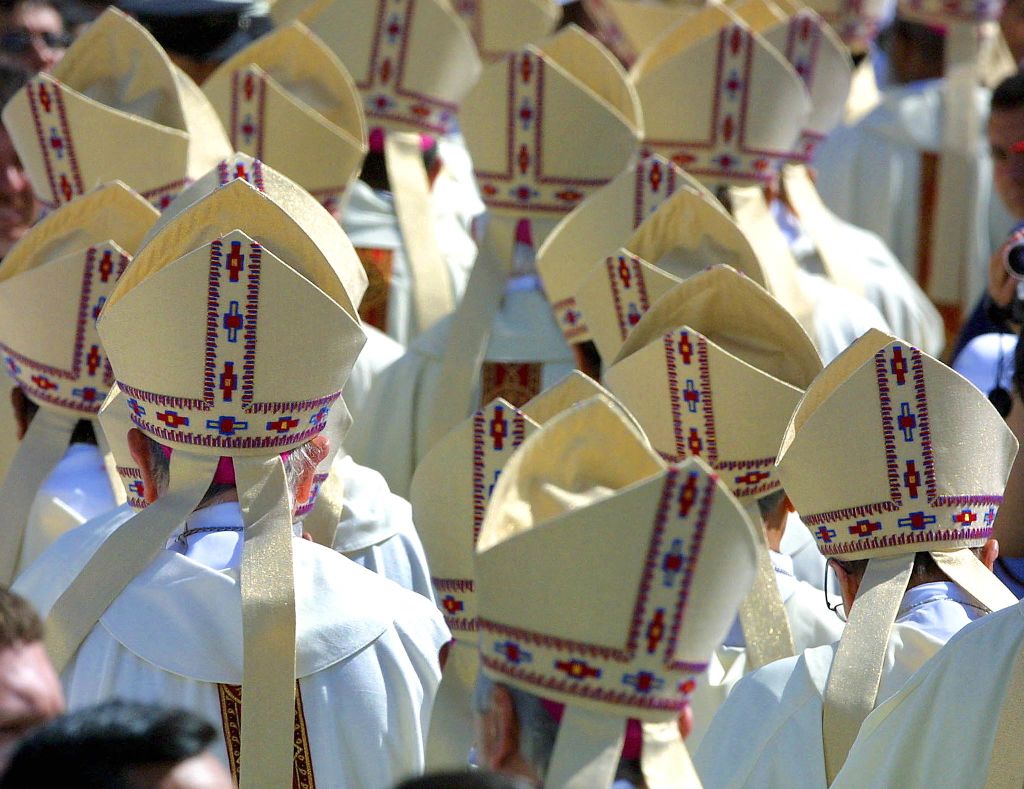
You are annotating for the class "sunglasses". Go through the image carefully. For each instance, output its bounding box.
[0,29,72,54]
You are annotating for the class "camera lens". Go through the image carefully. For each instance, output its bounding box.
[1006,239,1024,279]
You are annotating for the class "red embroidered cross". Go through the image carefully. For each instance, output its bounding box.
[520,53,533,83]
[953,510,977,526]
[517,144,530,175]
[49,129,63,158]
[59,174,73,202]
[92,296,106,321]
[555,659,601,680]
[898,511,936,530]
[648,161,662,192]
[234,163,249,182]
[127,398,145,416]
[849,519,882,537]
[682,380,700,413]
[219,361,238,402]
[646,608,666,654]
[627,303,643,326]
[816,525,836,543]
[157,410,189,429]
[243,73,255,100]
[687,428,702,455]
[441,595,464,614]
[680,678,697,696]
[678,472,698,516]
[38,83,51,112]
[128,480,144,498]
[226,242,245,282]
[678,332,694,364]
[490,406,508,450]
[30,375,55,390]
[98,250,114,282]
[497,641,530,664]
[890,347,908,385]
[223,301,243,342]
[903,459,921,498]
[310,406,329,426]
[85,345,101,376]
[266,416,298,434]
[72,386,98,402]
[735,470,770,486]
[897,402,917,441]
[985,507,997,526]
[618,257,632,288]
[240,116,256,141]
[624,670,663,694]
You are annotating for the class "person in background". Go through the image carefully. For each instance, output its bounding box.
[0,586,63,776]
[395,772,531,789]
[0,701,233,788]
[0,62,34,261]
[0,0,67,73]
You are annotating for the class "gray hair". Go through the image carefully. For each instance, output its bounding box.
[473,671,559,779]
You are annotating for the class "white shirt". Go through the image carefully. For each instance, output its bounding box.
[694,581,987,788]
[19,442,117,573]
[14,501,451,789]
[345,278,576,498]
[832,599,1024,788]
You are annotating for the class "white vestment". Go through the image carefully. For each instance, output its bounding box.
[342,179,477,347]
[15,502,450,789]
[813,79,1016,304]
[331,454,435,603]
[774,200,945,356]
[344,325,405,428]
[831,599,1024,788]
[797,269,892,364]
[345,280,576,498]
[688,550,844,750]
[693,581,987,788]
[19,442,117,574]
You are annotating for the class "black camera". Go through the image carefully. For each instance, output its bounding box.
[1002,222,1024,324]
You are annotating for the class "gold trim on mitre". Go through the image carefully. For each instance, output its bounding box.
[777,329,1018,560]
[454,0,560,63]
[604,265,821,499]
[202,22,367,210]
[461,33,640,223]
[631,4,811,189]
[287,0,482,136]
[0,8,230,210]
[536,154,701,345]
[476,394,758,785]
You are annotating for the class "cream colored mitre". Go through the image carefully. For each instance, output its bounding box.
[776,329,1018,781]
[202,21,368,212]
[461,25,640,230]
[1,8,231,210]
[604,265,821,500]
[0,182,158,584]
[536,153,705,345]
[280,0,482,137]
[734,0,852,158]
[631,4,811,189]
[453,0,560,62]
[799,0,889,52]
[574,185,772,362]
[581,0,699,66]
[477,394,759,786]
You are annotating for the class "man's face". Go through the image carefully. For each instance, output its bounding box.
[0,640,64,773]
[0,127,37,259]
[1002,0,1024,65]
[0,3,67,73]
[989,105,1024,219]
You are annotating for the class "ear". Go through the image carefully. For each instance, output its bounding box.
[293,434,330,505]
[982,538,1000,572]
[678,703,694,740]
[10,386,29,440]
[481,685,521,771]
[127,428,160,504]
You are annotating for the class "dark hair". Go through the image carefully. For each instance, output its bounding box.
[835,548,984,587]
[993,71,1024,112]
[756,488,787,520]
[0,60,28,107]
[129,10,243,61]
[395,772,533,789]
[359,142,440,192]
[0,700,218,789]
[0,585,42,648]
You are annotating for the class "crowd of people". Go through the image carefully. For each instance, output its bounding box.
[0,0,1021,786]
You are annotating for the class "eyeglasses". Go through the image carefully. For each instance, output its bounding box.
[0,29,72,54]
[824,558,848,622]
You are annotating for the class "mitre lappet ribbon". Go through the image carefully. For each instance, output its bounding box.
[780,164,866,298]
[300,455,346,548]
[425,640,479,766]
[384,131,456,335]
[737,503,797,670]
[235,454,299,789]
[821,554,915,784]
[0,408,83,585]
[640,719,702,789]
[545,705,629,789]
[44,450,221,670]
